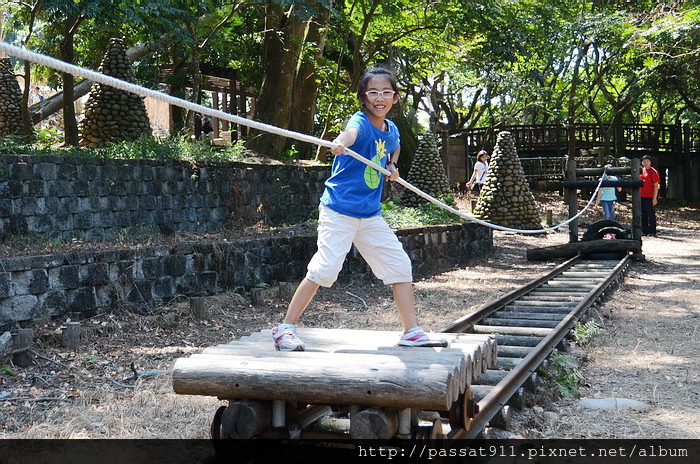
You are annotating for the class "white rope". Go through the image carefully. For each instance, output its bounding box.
[0,41,601,234]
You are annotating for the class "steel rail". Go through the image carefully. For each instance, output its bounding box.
[447,255,631,439]
[439,255,581,334]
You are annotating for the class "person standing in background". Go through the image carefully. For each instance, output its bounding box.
[639,154,660,237]
[466,150,489,195]
[28,86,44,105]
[595,166,622,220]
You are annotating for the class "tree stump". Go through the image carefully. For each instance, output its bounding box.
[12,328,34,367]
[61,322,81,350]
[189,297,209,320]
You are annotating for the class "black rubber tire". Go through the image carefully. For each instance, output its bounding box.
[582,220,627,241]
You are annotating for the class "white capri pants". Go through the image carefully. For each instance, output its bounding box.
[306,203,413,287]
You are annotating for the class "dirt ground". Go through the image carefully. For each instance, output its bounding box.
[0,192,698,440]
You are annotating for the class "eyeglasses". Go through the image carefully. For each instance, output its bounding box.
[365,90,396,100]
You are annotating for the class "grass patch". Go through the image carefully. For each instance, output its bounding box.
[382,196,461,228]
[0,135,253,164]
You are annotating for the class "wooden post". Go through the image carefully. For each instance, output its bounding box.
[546,209,553,226]
[212,90,220,139]
[189,297,209,320]
[12,328,34,367]
[278,282,295,301]
[565,158,578,242]
[250,288,266,307]
[61,322,81,350]
[471,199,478,213]
[631,158,642,241]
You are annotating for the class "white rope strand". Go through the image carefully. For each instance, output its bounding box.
[0,41,601,234]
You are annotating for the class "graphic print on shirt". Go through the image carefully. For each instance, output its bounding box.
[363,138,387,189]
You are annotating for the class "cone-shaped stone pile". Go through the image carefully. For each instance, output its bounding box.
[79,38,152,148]
[473,131,541,230]
[400,132,452,206]
[0,58,35,141]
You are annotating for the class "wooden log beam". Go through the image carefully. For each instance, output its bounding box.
[526,239,642,261]
[221,400,271,439]
[350,407,398,439]
[172,355,456,410]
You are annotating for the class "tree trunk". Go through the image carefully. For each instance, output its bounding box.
[59,21,79,146]
[246,3,305,158]
[169,46,188,135]
[288,4,330,159]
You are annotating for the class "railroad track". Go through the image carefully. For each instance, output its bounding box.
[440,254,632,439]
[174,253,632,450]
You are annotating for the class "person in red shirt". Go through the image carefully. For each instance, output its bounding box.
[639,154,660,237]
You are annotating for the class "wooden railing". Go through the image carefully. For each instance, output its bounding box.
[445,123,698,158]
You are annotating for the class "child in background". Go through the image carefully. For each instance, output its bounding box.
[595,166,622,220]
[272,67,447,351]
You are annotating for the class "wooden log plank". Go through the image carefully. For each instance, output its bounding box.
[172,356,455,410]
[190,351,466,403]
[504,306,574,313]
[220,400,271,439]
[507,300,576,306]
[494,335,543,347]
[224,339,489,387]
[482,318,560,328]
[236,329,496,380]
[199,345,471,386]
[350,407,398,439]
[496,345,533,358]
[493,311,567,321]
[473,369,509,386]
[471,325,553,337]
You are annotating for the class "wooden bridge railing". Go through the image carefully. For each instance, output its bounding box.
[445,122,698,159]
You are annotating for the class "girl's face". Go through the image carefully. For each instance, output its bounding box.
[361,76,398,122]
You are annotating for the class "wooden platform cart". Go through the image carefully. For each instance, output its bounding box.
[172,328,496,441]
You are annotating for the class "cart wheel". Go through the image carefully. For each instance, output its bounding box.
[210,405,228,453]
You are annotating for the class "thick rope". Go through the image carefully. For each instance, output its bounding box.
[0,41,602,234]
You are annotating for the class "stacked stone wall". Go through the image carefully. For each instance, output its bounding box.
[0,155,329,241]
[0,222,492,328]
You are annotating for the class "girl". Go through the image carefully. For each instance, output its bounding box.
[272,67,447,351]
[466,150,489,195]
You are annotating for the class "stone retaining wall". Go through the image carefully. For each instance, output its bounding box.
[0,154,329,241]
[0,222,492,328]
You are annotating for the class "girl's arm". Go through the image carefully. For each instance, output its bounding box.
[467,167,478,186]
[386,147,400,181]
[331,128,359,155]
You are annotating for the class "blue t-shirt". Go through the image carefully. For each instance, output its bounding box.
[600,175,618,201]
[320,111,400,218]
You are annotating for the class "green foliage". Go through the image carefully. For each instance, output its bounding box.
[382,195,460,228]
[541,352,585,398]
[573,320,606,345]
[0,135,253,163]
[1,365,17,376]
[36,127,65,146]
